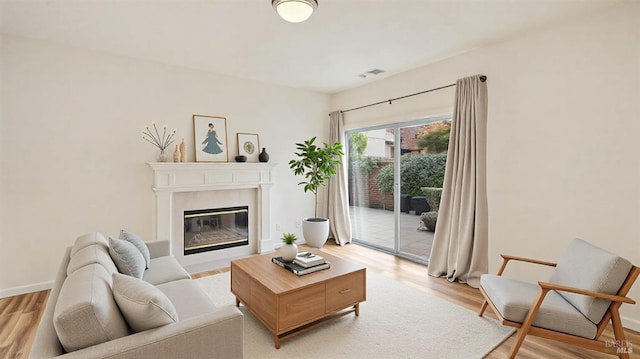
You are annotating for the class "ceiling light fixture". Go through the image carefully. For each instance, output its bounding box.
[272,0,318,23]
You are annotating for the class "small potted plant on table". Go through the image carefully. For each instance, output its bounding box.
[280,233,298,261]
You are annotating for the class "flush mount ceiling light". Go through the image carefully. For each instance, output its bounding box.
[272,0,318,23]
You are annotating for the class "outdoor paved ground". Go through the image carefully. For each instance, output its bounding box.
[349,206,434,262]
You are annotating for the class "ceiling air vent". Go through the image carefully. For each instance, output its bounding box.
[357,68,386,78]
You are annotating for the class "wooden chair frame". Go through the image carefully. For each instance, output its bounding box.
[478,254,640,359]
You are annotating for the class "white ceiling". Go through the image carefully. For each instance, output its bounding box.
[0,0,620,94]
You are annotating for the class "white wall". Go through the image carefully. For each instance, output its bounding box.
[332,1,640,328]
[362,129,389,158]
[0,35,330,296]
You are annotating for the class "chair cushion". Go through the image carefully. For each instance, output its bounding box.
[109,237,146,279]
[156,279,217,321]
[53,264,128,352]
[549,238,632,324]
[119,229,151,269]
[143,256,191,285]
[481,274,597,339]
[67,244,118,275]
[70,232,108,256]
[112,273,179,332]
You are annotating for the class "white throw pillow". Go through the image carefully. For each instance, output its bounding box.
[109,237,146,279]
[119,229,151,269]
[67,244,118,276]
[112,273,179,332]
[71,232,108,256]
[54,264,128,352]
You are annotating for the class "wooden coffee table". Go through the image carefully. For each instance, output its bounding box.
[230,250,366,348]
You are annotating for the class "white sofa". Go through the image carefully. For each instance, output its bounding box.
[30,232,243,359]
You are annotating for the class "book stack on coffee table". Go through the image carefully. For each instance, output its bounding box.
[272,252,330,276]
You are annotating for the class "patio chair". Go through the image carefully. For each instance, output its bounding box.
[478,238,639,359]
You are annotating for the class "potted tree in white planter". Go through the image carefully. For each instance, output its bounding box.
[289,137,344,248]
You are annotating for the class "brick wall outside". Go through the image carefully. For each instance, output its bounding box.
[349,160,393,210]
[348,123,449,210]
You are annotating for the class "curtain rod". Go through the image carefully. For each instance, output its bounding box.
[338,75,487,114]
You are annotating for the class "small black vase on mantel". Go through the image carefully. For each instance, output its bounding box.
[258,148,270,162]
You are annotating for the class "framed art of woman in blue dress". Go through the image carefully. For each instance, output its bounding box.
[202,123,224,154]
[193,115,228,162]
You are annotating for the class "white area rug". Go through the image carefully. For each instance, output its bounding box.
[196,271,514,358]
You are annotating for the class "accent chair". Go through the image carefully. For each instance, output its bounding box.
[478,238,639,359]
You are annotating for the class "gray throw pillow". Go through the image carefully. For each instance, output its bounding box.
[108,237,146,279]
[112,273,179,332]
[119,229,151,269]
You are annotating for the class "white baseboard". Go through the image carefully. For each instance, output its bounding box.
[0,281,53,299]
[622,316,640,332]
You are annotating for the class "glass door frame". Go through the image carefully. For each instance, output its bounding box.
[346,114,451,263]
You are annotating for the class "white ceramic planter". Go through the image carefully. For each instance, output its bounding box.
[280,243,298,261]
[302,218,330,248]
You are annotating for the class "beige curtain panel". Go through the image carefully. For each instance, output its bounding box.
[428,74,488,288]
[327,111,353,245]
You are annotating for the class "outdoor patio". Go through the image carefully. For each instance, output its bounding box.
[349,206,434,262]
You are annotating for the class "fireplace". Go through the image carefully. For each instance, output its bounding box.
[148,162,276,273]
[184,206,249,255]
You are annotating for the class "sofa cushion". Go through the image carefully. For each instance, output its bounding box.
[109,237,146,279]
[119,229,151,269]
[112,273,179,332]
[70,232,108,256]
[67,244,118,275]
[156,279,217,321]
[143,256,191,285]
[549,238,632,324]
[481,274,597,339]
[53,264,128,352]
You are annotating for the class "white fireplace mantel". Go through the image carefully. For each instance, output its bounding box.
[148,162,276,260]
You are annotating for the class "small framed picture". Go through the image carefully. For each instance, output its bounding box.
[193,115,228,162]
[237,133,260,162]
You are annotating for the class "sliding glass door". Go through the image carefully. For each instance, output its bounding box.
[348,127,396,252]
[347,116,450,263]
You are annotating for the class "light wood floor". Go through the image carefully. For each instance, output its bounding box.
[2,242,639,358]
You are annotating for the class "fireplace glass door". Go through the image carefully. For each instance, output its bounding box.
[184,206,248,255]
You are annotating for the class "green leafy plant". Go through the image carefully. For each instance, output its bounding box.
[289,137,344,218]
[401,153,447,195]
[349,133,368,159]
[417,121,451,154]
[375,153,447,196]
[420,187,443,211]
[357,156,380,175]
[281,233,297,245]
[375,163,395,194]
